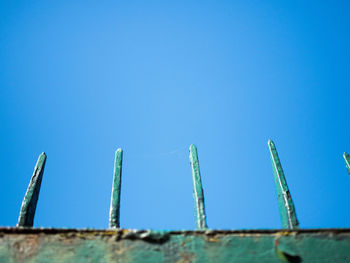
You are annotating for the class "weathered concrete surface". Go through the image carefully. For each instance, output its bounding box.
[0,228,349,263]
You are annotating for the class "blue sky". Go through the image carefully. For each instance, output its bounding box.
[1,0,349,230]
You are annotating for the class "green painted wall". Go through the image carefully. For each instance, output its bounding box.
[1,228,349,263]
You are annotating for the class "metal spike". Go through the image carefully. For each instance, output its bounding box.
[17,152,47,227]
[109,148,123,228]
[343,152,350,176]
[189,144,208,230]
[268,140,299,229]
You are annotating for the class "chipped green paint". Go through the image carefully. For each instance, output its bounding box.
[189,144,208,230]
[343,152,350,176]
[17,153,47,227]
[0,228,350,263]
[109,148,123,228]
[268,140,299,229]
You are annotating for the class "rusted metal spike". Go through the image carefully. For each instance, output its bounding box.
[17,152,47,227]
[268,140,299,229]
[343,152,350,176]
[189,144,208,230]
[109,148,123,228]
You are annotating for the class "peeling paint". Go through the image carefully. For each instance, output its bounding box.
[0,228,349,262]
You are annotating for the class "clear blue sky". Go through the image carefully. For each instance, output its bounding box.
[1,0,349,230]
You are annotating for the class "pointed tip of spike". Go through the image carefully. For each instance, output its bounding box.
[344,152,349,158]
[189,144,196,150]
[268,139,274,146]
[39,152,47,161]
[116,148,123,153]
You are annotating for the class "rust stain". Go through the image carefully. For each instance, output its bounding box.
[12,235,39,260]
[207,236,220,242]
[276,231,297,237]
[177,252,195,263]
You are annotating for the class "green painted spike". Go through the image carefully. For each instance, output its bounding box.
[268,140,299,229]
[109,148,123,228]
[189,144,208,230]
[17,152,47,227]
[343,152,350,176]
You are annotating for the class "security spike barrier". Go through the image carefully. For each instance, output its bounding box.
[109,148,123,228]
[344,152,350,176]
[189,144,208,230]
[268,140,299,229]
[2,143,350,262]
[17,152,47,227]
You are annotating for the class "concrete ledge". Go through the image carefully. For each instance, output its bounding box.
[1,228,350,262]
